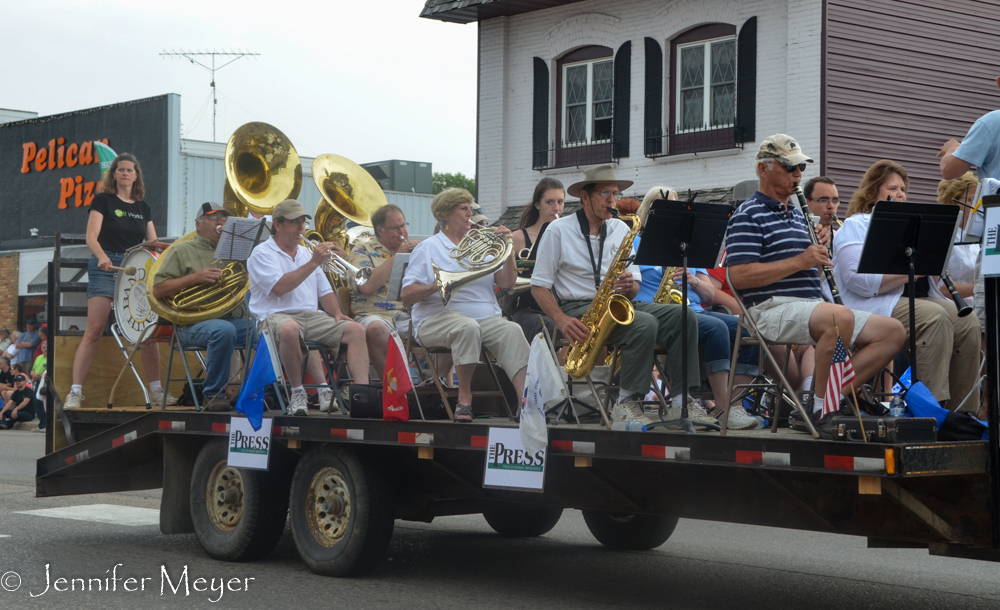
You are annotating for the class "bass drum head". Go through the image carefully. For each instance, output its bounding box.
[113,247,159,344]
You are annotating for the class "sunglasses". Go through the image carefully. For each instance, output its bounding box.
[783,163,808,173]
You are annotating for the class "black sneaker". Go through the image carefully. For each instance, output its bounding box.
[789,408,837,439]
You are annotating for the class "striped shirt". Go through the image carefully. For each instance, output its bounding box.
[724,191,822,305]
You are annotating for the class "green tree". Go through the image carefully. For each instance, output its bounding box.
[432,171,476,196]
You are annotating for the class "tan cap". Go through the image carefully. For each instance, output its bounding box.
[272,199,312,221]
[567,164,634,198]
[471,204,489,226]
[756,134,814,165]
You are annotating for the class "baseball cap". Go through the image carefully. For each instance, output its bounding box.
[13,374,25,382]
[0,329,9,334]
[198,202,232,219]
[272,199,312,221]
[26,319,37,327]
[756,134,814,166]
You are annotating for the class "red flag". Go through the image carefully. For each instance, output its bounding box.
[383,335,411,421]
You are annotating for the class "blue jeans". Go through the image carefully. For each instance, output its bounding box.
[697,310,759,377]
[0,409,34,429]
[175,319,256,396]
[87,252,125,298]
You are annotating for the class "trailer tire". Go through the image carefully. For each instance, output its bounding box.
[189,439,289,561]
[289,447,394,577]
[483,506,563,537]
[582,510,678,550]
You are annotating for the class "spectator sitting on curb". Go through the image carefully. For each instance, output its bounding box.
[0,357,14,395]
[0,328,12,353]
[0,375,34,429]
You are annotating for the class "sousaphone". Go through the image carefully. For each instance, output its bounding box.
[224,122,302,216]
[311,154,386,248]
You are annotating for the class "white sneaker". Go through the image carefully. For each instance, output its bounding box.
[149,389,178,407]
[318,388,341,414]
[685,402,719,426]
[289,390,309,417]
[721,405,758,430]
[64,390,84,409]
[611,400,657,426]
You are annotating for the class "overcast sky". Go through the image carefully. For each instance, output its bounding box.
[5,0,478,176]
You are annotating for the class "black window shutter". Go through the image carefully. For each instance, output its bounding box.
[532,57,549,169]
[643,37,663,157]
[613,41,631,159]
[735,17,757,143]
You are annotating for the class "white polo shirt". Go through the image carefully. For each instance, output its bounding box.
[403,232,502,339]
[531,214,640,302]
[248,237,333,319]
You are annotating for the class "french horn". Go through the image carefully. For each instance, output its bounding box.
[433,227,513,305]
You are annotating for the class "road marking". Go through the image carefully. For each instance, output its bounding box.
[14,504,159,527]
[0,535,9,538]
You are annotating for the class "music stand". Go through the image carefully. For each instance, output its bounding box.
[635,200,732,432]
[857,201,960,383]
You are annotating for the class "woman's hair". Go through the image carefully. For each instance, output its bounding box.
[99,153,145,201]
[518,177,565,229]
[637,185,678,225]
[12,363,25,375]
[937,171,979,206]
[430,188,474,232]
[846,159,909,217]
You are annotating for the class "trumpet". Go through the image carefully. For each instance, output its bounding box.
[301,234,371,289]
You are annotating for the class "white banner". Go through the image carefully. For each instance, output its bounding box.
[227,417,273,470]
[981,205,1000,277]
[483,427,546,492]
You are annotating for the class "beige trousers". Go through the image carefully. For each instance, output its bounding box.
[892,297,981,411]
[416,312,530,379]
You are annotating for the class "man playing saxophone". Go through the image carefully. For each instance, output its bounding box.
[152,203,255,412]
[531,165,705,426]
[247,199,371,417]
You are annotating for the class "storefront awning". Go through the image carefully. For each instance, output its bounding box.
[26,246,90,294]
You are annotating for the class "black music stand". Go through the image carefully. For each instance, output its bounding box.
[635,200,731,433]
[857,201,960,383]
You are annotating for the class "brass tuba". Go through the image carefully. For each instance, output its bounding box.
[311,154,386,250]
[433,227,513,305]
[564,214,641,380]
[224,122,302,216]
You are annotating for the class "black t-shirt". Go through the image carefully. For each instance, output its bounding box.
[0,369,14,386]
[90,193,152,253]
[9,388,33,418]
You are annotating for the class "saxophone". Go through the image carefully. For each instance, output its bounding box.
[564,213,641,380]
[653,267,687,305]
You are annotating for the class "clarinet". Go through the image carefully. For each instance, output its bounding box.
[941,271,973,317]
[793,185,844,305]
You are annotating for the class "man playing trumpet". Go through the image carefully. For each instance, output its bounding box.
[152,203,255,412]
[247,199,371,417]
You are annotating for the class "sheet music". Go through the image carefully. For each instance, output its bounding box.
[215,217,268,261]
[386,253,411,301]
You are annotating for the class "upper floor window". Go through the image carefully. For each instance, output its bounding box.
[676,36,736,132]
[563,58,614,145]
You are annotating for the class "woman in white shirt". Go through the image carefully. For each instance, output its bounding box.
[401,188,530,422]
[932,172,979,303]
[833,160,980,411]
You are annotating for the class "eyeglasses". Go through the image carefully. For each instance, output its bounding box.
[385,222,409,232]
[784,163,808,173]
[593,189,622,200]
[808,197,840,205]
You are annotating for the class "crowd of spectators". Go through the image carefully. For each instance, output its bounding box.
[0,318,47,430]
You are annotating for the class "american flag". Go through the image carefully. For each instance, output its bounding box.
[825,335,855,415]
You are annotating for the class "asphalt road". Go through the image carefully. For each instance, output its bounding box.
[2,431,1000,609]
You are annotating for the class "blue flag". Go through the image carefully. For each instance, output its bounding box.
[235,333,278,431]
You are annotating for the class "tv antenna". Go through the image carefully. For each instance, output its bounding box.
[160,49,260,141]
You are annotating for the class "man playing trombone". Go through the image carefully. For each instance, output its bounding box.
[247,199,371,417]
[152,203,254,412]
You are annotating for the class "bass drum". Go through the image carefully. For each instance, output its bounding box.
[113,246,160,344]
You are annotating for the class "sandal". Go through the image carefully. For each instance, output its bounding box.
[454,403,474,422]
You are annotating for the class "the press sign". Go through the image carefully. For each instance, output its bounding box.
[482,427,546,492]
[227,417,272,470]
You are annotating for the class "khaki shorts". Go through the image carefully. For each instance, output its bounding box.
[748,297,870,348]
[355,314,407,356]
[265,310,349,359]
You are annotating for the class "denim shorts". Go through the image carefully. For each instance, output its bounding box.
[87,252,125,299]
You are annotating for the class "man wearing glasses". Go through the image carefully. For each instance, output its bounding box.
[725,135,905,433]
[531,165,704,426]
[804,176,841,230]
[348,204,420,380]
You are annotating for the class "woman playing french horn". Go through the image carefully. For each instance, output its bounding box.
[401,188,530,422]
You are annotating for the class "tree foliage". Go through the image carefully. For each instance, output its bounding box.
[432,172,476,196]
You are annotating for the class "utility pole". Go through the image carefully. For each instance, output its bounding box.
[160,49,259,141]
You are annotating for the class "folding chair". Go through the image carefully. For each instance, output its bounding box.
[719,268,818,437]
[161,320,255,411]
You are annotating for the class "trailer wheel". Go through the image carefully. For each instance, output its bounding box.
[189,439,289,561]
[582,510,678,550]
[483,506,563,537]
[289,447,394,577]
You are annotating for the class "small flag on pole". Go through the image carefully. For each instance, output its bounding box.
[383,335,411,421]
[235,332,279,431]
[825,334,856,415]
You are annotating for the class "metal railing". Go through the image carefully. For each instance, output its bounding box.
[533,141,620,171]
[644,126,742,159]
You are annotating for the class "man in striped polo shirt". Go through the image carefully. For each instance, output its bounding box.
[725,135,905,426]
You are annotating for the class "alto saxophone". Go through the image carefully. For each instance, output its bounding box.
[653,267,687,305]
[564,213,641,380]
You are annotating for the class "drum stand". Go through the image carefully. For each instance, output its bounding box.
[107,323,155,409]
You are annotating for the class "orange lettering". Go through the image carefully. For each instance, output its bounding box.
[34,148,48,172]
[21,143,36,174]
[66,143,78,167]
[47,139,56,170]
[79,141,93,165]
[58,177,75,209]
[74,176,83,207]
[83,181,96,206]
[56,137,66,168]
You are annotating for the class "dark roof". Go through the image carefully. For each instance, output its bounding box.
[420,0,589,23]
[491,201,582,231]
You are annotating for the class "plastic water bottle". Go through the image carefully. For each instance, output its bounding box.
[889,396,906,417]
[612,421,648,432]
